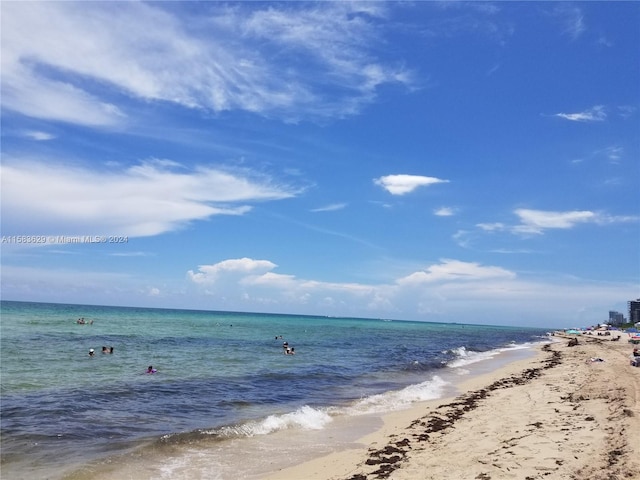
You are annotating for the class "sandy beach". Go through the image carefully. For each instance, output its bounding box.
[264,334,640,480]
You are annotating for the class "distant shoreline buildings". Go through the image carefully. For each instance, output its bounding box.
[609,298,640,327]
[630,298,640,324]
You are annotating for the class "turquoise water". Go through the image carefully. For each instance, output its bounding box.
[0,301,550,479]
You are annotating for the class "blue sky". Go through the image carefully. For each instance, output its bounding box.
[1,1,638,327]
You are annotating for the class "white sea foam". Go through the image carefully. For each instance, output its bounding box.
[341,375,449,415]
[446,342,538,369]
[212,405,333,437]
[158,451,225,480]
[446,347,497,368]
[208,376,449,439]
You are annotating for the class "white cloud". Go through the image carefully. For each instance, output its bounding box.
[188,258,277,284]
[0,159,299,237]
[592,213,639,225]
[188,257,516,304]
[554,105,606,122]
[1,2,413,125]
[396,259,515,285]
[513,208,596,234]
[476,222,507,232]
[22,130,56,141]
[180,256,637,326]
[187,257,377,308]
[311,203,347,213]
[374,174,449,195]
[434,206,456,216]
[242,271,298,288]
[3,257,634,326]
[475,208,639,237]
[2,64,126,127]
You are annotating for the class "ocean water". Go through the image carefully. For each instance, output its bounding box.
[0,301,550,479]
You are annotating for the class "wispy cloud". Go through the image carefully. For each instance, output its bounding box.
[311,203,347,213]
[1,159,299,238]
[434,206,456,217]
[423,2,513,46]
[571,145,624,166]
[512,209,596,234]
[554,105,606,122]
[1,2,413,126]
[374,174,449,195]
[596,35,613,48]
[267,212,381,250]
[598,146,623,164]
[551,4,586,40]
[110,252,155,257]
[452,229,472,249]
[396,259,515,285]
[477,208,638,236]
[477,222,507,232]
[617,105,637,119]
[21,131,56,141]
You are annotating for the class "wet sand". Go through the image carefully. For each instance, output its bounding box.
[263,334,640,480]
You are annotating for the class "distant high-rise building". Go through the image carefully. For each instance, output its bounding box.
[629,298,640,324]
[608,310,625,326]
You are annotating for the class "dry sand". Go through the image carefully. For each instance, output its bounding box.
[263,334,640,480]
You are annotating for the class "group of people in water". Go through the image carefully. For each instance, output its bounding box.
[88,346,114,356]
[80,317,153,373]
[282,341,295,355]
[87,346,157,374]
[88,332,297,376]
[274,336,296,355]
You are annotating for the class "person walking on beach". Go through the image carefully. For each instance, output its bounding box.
[629,348,640,366]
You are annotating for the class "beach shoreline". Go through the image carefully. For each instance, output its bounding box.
[3,302,558,480]
[64,345,551,480]
[263,334,640,480]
